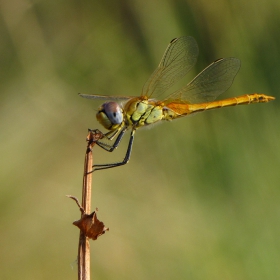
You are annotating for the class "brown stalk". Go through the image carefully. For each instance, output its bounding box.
[78,131,95,280]
[68,130,107,280]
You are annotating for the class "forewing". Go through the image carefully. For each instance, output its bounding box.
[142,36,199,98]
[164,57,241,104]
[79,93,133,101]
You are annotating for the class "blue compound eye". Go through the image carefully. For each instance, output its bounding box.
[96,101,123,130]
[102,102,123,125]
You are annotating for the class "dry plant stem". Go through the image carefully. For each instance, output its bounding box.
[78,131,102,280]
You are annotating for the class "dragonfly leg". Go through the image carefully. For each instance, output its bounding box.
[95,126,128,152]
[92,129,135,172]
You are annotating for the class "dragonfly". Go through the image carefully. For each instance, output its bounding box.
[79,36,275,171]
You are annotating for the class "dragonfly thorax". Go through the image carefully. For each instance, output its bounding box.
[96,101,124,130]
[124,97,165,128]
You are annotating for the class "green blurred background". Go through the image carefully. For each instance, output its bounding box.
[0,0,279,279]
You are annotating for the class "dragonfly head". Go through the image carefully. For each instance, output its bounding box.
[96,101,124,130]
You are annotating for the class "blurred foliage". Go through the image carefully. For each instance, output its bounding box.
[0,0,279,279]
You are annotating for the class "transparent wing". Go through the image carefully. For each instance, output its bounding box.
[164,57,241,104]
[142,36,199,98]
[79,93,133,101]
